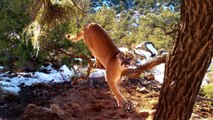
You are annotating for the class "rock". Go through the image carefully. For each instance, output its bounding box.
[149,110,156,119]
[149,100,158,109]
[22,104,62,120]
[139,110,150,118]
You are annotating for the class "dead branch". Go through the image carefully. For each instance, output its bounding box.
[165,28,179,35]
[58,49,93,78]
[196,95,213,102]
[122,55,167,78]
[71,0,86,15]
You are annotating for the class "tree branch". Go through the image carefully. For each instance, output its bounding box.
[196,95,213,102]
[71,0,86,15]
[58,49,93,78]
[165,28,179,35]
[122,55,167,78]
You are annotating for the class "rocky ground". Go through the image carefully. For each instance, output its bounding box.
[0,77,212,120]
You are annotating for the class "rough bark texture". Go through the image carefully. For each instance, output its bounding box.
[154,0,213,120]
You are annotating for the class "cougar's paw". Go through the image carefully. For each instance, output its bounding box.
[123,100,133,112]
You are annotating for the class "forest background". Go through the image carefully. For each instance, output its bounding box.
[0,0,180,72]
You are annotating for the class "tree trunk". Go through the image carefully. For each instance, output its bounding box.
[154,0,213,120]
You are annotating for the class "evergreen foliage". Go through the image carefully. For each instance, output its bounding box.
[202,84,213,99]
[0,0,180,72]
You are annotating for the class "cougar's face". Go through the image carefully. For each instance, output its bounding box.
[116,52,135,70]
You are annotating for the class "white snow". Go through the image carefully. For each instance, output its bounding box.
[0,65,74,95]
[59,65,75,81]
[134,49,152,59]
[89,69,106,78]
[0,81,21,95]
[149,63,165,83]
[119,47,129,52]
[146,43,158,55]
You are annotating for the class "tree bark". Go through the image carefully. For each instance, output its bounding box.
[154,0,213,120]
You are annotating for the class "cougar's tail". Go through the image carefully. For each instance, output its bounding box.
[66,30,84,42]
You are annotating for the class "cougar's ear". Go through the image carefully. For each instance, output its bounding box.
[116,52,125,58]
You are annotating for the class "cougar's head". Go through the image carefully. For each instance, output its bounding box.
[116,52,135,70]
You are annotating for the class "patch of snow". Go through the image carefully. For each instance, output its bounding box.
[89,69,106,78]
[0,81,20,95]
[134,49,152,59]
[0,65,74,95]
[154,74,164,83]
[135,59,147,66]
[34,72,63,83]
[202,75,209,86]
[149,63,165,83]
[41,64,56,72]
[59,65,74,81]
[146,43,158,55]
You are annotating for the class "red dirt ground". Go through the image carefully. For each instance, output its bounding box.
[0,77,212,120]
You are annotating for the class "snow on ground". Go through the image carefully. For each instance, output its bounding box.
[0,65,74,95]
[149,63,165,83]
[89,69,106,78]
[0,54,211,95]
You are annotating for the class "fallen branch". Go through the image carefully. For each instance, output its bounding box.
[122,55,167,78]
[196,95,213,102]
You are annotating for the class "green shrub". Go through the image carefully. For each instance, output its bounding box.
[202,83,213,98]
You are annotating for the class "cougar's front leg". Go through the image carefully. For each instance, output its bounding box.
[106,70,126,107]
